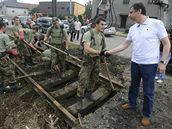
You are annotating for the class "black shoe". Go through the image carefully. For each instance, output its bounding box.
[85,90,94,101]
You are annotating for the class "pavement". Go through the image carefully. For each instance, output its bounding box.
[71,31,131,59]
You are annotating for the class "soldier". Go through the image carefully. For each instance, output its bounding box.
[25,18,35,29]
[77,17,107,101]
[11,16,32,67]
[0,21,17,92]
[32,25,46,51]
[44,17,69,78]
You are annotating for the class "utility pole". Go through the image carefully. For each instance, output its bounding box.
[151,0,169,20]
[70,0,72,15]
[52,0,57,17]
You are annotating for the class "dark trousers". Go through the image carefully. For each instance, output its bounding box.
[74,30,80,40]
[70,32,74,41]
[128,61,157,118]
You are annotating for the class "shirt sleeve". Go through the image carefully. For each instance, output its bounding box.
[156,20,168,40]
[46,27,51,37]
[82,31,91,46]
[4,34,12,51]
[126,27,132,42]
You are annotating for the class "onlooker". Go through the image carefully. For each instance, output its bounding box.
[74,18,81,40]
[155,29,172,83]
[104,2,171,126]
[69,20,75,42]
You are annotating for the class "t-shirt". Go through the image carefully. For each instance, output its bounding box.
[74,21,81,31]
[126,17,168,64]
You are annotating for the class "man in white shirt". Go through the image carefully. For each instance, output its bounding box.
[104,2,171,126]
[74,18,81,40]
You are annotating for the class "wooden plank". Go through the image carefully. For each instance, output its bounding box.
[66,60,124,90]
[38,69,78,89]
[50,81,78,99]
[10,59,78,125]
[67,87,111,115]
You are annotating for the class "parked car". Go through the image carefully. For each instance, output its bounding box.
[81,23,116,36]
[36,17,69,33]
[36,17,52,33]
[0,15,9,25]
[61,20,69,33]
[18,16,30,28]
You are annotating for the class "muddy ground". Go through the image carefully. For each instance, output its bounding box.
[0,46,172,129]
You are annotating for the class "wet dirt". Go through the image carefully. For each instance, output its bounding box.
[0,45,171,129]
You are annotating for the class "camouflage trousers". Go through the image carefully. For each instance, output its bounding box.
[0,57,16,86]
[16,40,31,57]
[50,44,66,74]
[77,57,100,97]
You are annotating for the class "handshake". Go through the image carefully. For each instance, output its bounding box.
[100,50,111,57]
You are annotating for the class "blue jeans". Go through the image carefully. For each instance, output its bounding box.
[128,62,158,118]
[156,52,171,80]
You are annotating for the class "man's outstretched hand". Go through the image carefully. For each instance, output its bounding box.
[100,50,111,57]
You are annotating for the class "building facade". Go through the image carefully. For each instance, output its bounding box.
[92,0,171,28]
[0,0,38,18]
[39,1,85,17]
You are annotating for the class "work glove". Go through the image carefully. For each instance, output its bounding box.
[100,50,111,57]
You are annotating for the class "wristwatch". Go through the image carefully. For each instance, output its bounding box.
[160,60,166,65]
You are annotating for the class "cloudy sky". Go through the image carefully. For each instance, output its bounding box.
[18,0,90,5]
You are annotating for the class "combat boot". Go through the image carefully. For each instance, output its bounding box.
[85,90,94,101]
[76,97,84,111]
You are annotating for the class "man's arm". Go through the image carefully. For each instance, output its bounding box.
[158,37,171,73]
[84,43,100,56]
[44,28,51,42]
[107,40,131,54]
[63,29,70,50]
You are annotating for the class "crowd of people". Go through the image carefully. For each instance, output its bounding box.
[0,2,171,127]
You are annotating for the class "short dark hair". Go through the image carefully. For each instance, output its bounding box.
[95,17,106,24]
[131,2,146,15]
[13,16,19,20]
[0,21,6,29]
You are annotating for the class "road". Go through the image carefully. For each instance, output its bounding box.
[72,35,131,59]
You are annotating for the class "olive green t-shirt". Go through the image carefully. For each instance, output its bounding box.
[46,26,67,45]
[82,29,106,51]
[0,32,12,52]
[24,29,34,43]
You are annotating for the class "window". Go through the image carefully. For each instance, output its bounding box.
[24,11,26,14]
[48,7,51,9]
[61,7,64,10]
[12,10,15,13]
[123,0,130,4]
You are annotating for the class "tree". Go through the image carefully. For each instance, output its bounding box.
[84,0,92,19]
[30,7,39,14]
[78,15,84,25]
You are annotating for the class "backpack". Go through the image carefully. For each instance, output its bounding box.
[80,29,106,56]
[49,26,65,45]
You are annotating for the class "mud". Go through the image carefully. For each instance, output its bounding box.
[0,45,171,129]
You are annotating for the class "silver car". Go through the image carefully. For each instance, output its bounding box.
[81,23,116,36]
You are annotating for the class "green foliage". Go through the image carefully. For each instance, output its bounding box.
[57,14,66,20]
[78,15,84,25]
[30,7,39,14]
[84,0,92,19]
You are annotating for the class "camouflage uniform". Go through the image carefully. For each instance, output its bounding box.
[46,26,68,74]
[0,32,16,87]
[77,29,106,97]
[11,25,30,57]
